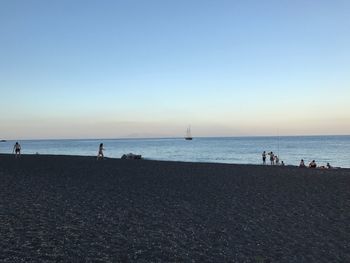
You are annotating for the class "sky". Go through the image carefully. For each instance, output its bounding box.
[0,0,349,139]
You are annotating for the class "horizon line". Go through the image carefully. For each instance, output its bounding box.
[1,134,350,141]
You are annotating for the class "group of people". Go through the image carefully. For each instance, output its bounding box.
[262,151,334,168]
[299,159,332,169]
[262,151,284,166]
[7,142,106,160]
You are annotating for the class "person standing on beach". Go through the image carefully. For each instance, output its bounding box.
[268,151,275,165]
[275,155,279,165]
[97,143,105,160]
[13,142,21,158]
[262,151,266,165]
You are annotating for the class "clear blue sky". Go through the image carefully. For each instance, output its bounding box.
[1,0,349,139]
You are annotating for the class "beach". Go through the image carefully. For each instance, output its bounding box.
[0,154,349,262]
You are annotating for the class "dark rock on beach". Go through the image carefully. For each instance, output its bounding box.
[0,154,349,262]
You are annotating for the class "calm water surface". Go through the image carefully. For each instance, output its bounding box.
[1,136,349,168]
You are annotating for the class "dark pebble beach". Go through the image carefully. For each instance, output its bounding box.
[0,154,349,262]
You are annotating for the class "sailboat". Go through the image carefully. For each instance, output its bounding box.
[185,126,193,140]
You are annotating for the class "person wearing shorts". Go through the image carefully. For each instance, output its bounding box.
[13,142,21,158]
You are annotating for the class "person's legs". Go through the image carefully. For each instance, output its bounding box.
[97,153,103,160]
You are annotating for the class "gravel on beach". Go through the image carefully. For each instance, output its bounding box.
[0,154,349,262]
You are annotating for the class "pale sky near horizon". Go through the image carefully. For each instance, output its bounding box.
[1,0,349,139]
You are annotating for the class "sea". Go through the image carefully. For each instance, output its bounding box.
[1,136,349,168]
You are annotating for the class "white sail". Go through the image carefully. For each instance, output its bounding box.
[185,126,192,140]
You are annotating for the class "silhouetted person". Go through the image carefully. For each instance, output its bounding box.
[309,160,317,168]
[268,152,275,165]
[13,142,21,158]
[97,143,104,160]
[299,159,305,167]
[274,155,280,165]
[327,162,332,169]
[262,151,266,165]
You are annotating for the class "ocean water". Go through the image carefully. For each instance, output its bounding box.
[0,136,349,168]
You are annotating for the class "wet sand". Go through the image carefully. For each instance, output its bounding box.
[0,154,349,262]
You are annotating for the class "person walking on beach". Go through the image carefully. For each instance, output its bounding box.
[13,142,21,158]
[262,151,266,165]
[97,143,105,160]
[268,152,275,165]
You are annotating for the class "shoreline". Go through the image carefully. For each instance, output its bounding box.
[1,153,348,170]
[1,136,349,169]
